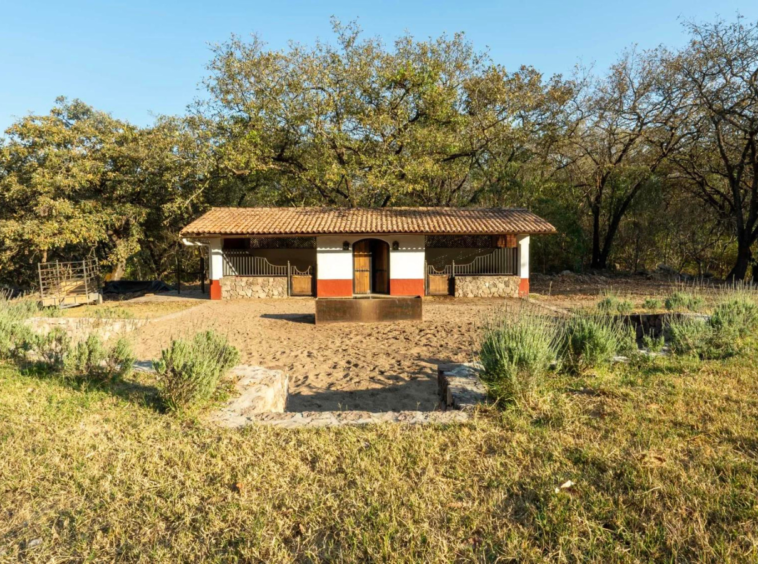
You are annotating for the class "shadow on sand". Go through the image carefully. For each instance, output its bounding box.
[260,313,316,324]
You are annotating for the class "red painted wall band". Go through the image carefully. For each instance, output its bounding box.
[390,279,425,297]
[317,279,353,297]
[518,278,529,297]
[210,279,222,300]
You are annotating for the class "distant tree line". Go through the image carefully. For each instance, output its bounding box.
[1,16,756,287]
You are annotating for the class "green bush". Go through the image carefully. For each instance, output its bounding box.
[665,292,704,312]
[667,317,720,358]
[710,296,758,338]
[560,314,636,373]
[641,333,665,352]
[643,298,662,310]
[597,294,633,315]
[105,337,135,379]
[668,294,758,360]
[597,295,619,313]
[0,296,41,360]
[479,310,560,405]
[34,328,72,370]
[63,334,133,382]
[65,334,106,376]
[153,331,240,413]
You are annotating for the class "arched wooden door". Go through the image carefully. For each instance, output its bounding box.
[353,239,389,294]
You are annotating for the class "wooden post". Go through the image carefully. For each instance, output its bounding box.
[287,260,291,297]
[56,260,61,307]
[37,262,44,300]
[424,260,427,296]
[176,247,181,294]
[83,259,89,298]
[452,260,455,278]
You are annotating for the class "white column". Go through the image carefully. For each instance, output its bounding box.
[208,238,224,281]
[517,235,530,279]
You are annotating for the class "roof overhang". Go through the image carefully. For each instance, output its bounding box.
[180,207,557,238]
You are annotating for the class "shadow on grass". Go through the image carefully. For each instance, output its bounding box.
[286,376,440,413]
[19,362,164,412]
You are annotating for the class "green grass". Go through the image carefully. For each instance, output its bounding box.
[2,346,758,562]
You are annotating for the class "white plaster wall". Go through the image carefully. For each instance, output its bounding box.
[518,235,530,279]
[389,235,425,280]
[316,236,355,280]
[316,235,425,280]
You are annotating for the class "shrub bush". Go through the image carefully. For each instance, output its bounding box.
[665,291,704,312]
[667,317,719,358]
[63,334,134,383]
[560,314,636,373]
[643,298,661,310]
[709,296,758,338]
[65,334,106,375]
[668,294,758,360]
[597,294,633,315]
[479,310,560,405]
[34,328,72,370]
[153,331,239,413]
[641,333,665,352]
[0,296,41,360]
[105,337,135,379]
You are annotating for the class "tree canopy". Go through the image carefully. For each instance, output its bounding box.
[1,16,757,286]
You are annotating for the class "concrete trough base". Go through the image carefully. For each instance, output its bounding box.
[315,296,422,324]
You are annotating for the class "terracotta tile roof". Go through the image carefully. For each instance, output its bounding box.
[180,207,557,237]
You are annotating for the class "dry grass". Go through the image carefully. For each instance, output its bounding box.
[2,346,758,562]
[56,300,200,320]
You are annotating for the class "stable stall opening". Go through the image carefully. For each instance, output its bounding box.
[353,239,390,295]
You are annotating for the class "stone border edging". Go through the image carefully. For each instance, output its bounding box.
[438,362,489,411]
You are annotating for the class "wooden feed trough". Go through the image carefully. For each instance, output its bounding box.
[38,258,102,307]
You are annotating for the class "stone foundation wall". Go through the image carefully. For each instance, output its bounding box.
[220,276,288,299]
[454,275,520,298]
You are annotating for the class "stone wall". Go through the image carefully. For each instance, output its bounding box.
[454,275,520,298]
[220,276,288,299]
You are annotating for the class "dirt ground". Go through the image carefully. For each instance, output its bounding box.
[529,272,695,311]
[130,296,519,413]
[126,273,686,413]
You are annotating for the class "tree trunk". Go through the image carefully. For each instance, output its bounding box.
[727,234,754,281]
[111,259,127,281]
[590,205,605,269]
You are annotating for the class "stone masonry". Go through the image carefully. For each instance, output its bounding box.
[454,275,520,298]
[220,276,288,299]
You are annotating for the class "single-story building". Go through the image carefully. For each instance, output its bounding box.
[180,207,556,301]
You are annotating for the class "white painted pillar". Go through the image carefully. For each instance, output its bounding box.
[517,235,530,296]
[208,237,223,299]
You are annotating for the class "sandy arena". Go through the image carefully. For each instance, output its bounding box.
[129,274,682,412]
[130,296,519,412]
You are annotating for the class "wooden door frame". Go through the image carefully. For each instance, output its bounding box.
[352,238,390,295]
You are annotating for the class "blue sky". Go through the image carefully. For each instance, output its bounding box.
[1,0,755,131]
